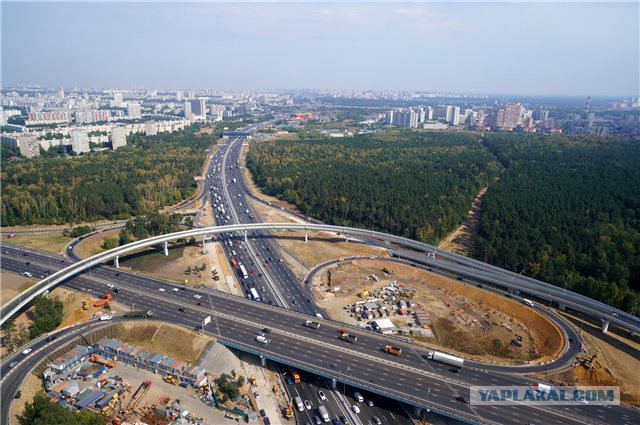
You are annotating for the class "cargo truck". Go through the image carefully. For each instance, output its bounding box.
[384,345,402,356]
[305,320,321,329]
[294,396,304,412]
[339,331,357,343]
[427,351,464,369]
[533,383,551,394]
[318,405,330,422]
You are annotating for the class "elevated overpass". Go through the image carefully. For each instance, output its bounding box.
[2,223,637,334]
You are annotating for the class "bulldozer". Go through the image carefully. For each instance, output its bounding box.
[163,374,178,385]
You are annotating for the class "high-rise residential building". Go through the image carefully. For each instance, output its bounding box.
[71,129,90,154]
[127,102,142,119]
[111,126,127,150]
[145,121,158,136]
[27,110,71,125]
[16,135,40,158]
[184,100,192,119]
[75,109,110,124]
[176,91,183,101]
[210,104,225,118]
[190,98,207,117]
[450,106,461,125]
[113,92,124,103]
[425,106,433,121]
[445,105,454,123]
[496,103,525,130]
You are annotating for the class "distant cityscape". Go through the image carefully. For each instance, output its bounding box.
[1,86,638,159]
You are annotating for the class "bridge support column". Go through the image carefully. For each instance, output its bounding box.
[558,303,566,311]
[163,241,169,256]
[304,231,308,243]
[244,230,248,243]
[330,378,337,390]
[414,407,423,419]
[600,319,610,333]
[202,237,207,249]
[113,256,119,268]
[260,355,267,367]
[344,233,349,243]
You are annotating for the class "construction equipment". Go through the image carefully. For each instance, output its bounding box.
[82,301,88,310]
[122,380,151,415]
[284,401,293,419]
[287,366,300,384]
[359,289,369,298]
[89,354,116,369]
[94,293,113,308]
[163,374,178,385]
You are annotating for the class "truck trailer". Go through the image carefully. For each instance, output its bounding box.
[427,351,464,368]
[318,405,330,422]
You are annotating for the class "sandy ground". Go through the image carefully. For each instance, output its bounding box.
[110,322,211,364]
[3,232,72,255]
[8,367,45,425]
[1,272,35,307]
[313,259,563,364]
[543,313,640,407]
[73,229,121,259]
[438,185,488,255]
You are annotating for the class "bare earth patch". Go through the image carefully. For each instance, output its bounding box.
[1,272,35,307]
[313,259,563,364]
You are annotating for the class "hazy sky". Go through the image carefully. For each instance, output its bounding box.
[2,1,638,96]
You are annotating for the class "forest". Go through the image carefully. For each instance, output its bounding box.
[247,131,501,243]
[1,126,217,226]
[475,134,639,312]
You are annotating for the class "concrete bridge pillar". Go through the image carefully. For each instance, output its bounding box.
[244,230,248,243]
[558,303,566,311]
[163,241,169,256]
[330,378,337,389]
[600,319,610,333]
[114,256,119,268]
[260,356,267,367]
[344,233,349,243]
[304,231,308,243]
[414,407,423,419]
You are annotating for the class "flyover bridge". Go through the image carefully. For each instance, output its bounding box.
[2,223,637,334]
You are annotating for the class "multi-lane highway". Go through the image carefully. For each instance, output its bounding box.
[2,244,639,425]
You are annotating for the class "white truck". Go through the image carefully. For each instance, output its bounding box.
[533,383,551,394]
[305,320,321,329]
[317,405,330,422]
[427,351,465,368]
[295,396,304,412]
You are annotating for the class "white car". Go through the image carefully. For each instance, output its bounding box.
[193,294,202,299]
[172,288,179,292]
[318,390,326,401]
[351,405,360,414]
[158,288,165,292]
[22,348,32,355]
[107,283,114,288]
[304,400,312,410]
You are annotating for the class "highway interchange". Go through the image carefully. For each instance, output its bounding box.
[1,133,639,425]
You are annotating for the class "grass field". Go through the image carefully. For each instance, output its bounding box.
[119,244,185,272]
[4,232,71,255]
[73,229,121,258]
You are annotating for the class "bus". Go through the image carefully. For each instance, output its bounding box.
[230,258,238,268]
[250,287,261,302]
[239,264,248,279]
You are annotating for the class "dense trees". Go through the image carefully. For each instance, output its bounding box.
[29,296,64,338]
[247,132,501,243]
[475,134,639,312]
[1,126,216,226]
[18,392,104,425]
[118,212,182,245]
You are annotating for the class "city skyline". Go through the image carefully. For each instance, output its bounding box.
[2,1,638,96]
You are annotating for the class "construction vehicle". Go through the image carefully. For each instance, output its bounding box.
[122,381,151,415]
[359,289,369,298]
[94,293,113,307]
[304,320,320,329]
[163,374,178,385]
[384,345,402,356]
[338,330,357,343]
[284,401,293,419]
[89,354,116,369]
[249,376,257,386]
[82,301,88,310]
[287,366,300,384]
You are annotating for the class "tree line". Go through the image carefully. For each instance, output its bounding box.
[475,133,639,312]
[1,126,218,226]
[247,131,501,243]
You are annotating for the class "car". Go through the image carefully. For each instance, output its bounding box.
[304,400,312,410]
[340,415,349,424]
[372,416,382,425]
[196,302,202,306]
[262,327,271,334]
[366,399,374,407]
[22,348,32,355]
[172,288,179,292]
[107,283,114,288]
[256,331,265,337]
[113,288,120,293]
[318,390,326,400]
[14,391,21,399]
[353,392,364,402]
[178,307,185,312]
[158,288,165,292]
[193,294,202,299]
[351,405,360,414]
[331,417,341,425]
[313,416,322,425]
[25,261,31,266]
[569,338,577,344]
[455,395,470,404]
[8,361,18,368]
[46,335,57,342]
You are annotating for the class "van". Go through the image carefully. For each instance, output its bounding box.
[353,392,364,403]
